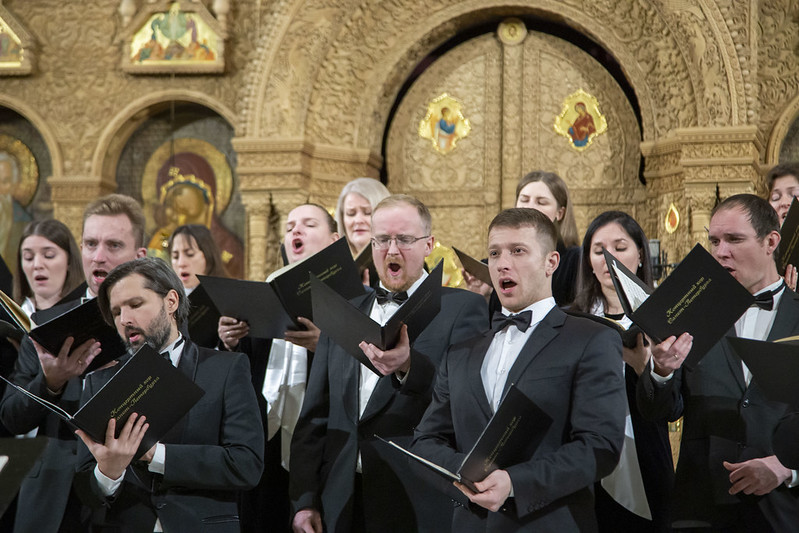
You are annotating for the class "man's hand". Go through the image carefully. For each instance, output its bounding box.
[75,413,149,481]
[650,332,693,377]
[462,269,492,301]
[786,264,798,292]
[34,337,101,393]
[454,469,513,512]
[623,332,652,376]
[292,508,323,533]
[724,456,792,496]
[358,324,411,376]
[218,316,249,350]
[284,317,321,352]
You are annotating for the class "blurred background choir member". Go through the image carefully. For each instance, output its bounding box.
[168,224,229,297]
[0,194,147,533]
[219,203,338,532]
[766,162,799,290]
[463,171,580,307]
[335,177,391,258]
[14,219,85,318]
[571,211,673,532]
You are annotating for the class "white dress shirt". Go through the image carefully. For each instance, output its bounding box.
[356,271,427,472]
[481,298,555,412]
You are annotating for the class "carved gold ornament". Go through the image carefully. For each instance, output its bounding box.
[665,202,680,234]
[553,89,608,152]
[418,94,471,154]
[424,242,464,288]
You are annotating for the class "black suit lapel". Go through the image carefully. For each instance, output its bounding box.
[719,330,746,392]
[161,340,198,444]
[467,332,495,420]
[766,290,799,342]
[501,307,565,399]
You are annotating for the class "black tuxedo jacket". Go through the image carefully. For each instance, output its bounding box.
[411,307,626,532]
[289,286,488,533]
[637,289,799,529]
[74,339,265,533]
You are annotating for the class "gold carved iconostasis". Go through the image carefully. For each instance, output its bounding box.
[387,20,643,260]
[0,1,799,282]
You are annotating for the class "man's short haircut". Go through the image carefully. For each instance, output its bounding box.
[372,194,432,235]
[488,208,558,253]
[711,193,779,239]
[97,257,189,327]
[294,203,337,234]
[82,194,146,248]
[766,162,799,194]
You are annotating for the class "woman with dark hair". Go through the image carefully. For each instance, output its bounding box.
[14,219,84,317]
[765,162,799,290]
[572,211,673,532]
[167,224,228,294]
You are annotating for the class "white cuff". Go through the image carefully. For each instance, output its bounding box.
[786,469,799,489]
[148,442,166,475]
[649,358,674,384]
[94,464,124,496]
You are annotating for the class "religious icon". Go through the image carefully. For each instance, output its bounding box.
[418,94,471,155]
[553,89,608,152]
[0,7,34,75]
[124,1,225,73]
[141,138,244,278]
[0,135,37,267]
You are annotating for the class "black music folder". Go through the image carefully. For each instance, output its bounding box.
[198,238,365,339]
[377,385,551,493]
[0,255,11,297]
[453,247,492,287]
[605,244,754,368]
[778,198,799,275]
[0,436,48,515]
[28,298,126,375]
[1,345,204,458]
[726,337,799,408]
[185,285,221,348]
[310,263,443,375]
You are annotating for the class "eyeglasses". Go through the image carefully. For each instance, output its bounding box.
[371,234,430,250]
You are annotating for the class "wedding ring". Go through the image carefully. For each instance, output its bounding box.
[673,354,679,360]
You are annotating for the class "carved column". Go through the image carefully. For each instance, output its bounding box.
[48,175,116,241]
[498,19,527,209]
[679,126,763,247]
[643,126,764,264]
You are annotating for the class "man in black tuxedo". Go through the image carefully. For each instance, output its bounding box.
[289,194,488,533]
[0,194,147,532]
[638,194,799,531]
[74,257,264,532]
[410,207,626,532]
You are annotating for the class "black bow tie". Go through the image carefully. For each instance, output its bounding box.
[491,310,533,333]
[375,287,409,306]
[751,281,786,311]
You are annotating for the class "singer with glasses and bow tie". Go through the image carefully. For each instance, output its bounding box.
[290,194,488,533]
[411,207,626,532]
[72,257,264,533]
[638,194,799,532]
